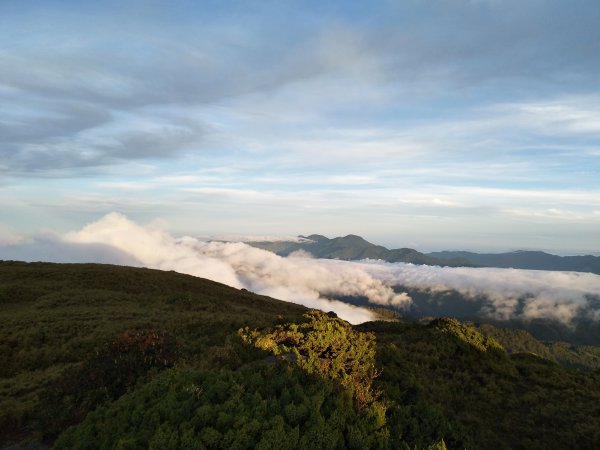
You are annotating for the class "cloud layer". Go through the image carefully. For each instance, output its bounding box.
[356,261,600,324]
[64,213,411,323]
[2,213,599,325]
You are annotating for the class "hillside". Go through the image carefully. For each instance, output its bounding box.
[2,261,600,449]
[0,261,306,448]
[360,319,600,449]
[476,322,600,371]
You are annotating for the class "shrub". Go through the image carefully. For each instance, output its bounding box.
[36,328,182,440]
[240,310,381,411]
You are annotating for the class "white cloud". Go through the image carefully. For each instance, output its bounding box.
[63,213,407,323]
[5,213,600,326]
[509,99,600,135]
[64,212,241,287]
[0,224,31,246]
[357,260,600,324]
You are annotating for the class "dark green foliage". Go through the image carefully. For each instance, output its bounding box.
[361,320,600,450]
[54,363,389,450]
[3,261,600,449]
[478,322,600,370]
[429,317,504,353]
[0,261,305,447]
[36,328,183,440]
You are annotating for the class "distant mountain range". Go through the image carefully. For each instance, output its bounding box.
[428,250,600,274]
[250,234,474,267]
[250,234,600,274]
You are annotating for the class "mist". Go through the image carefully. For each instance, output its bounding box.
[2,212,599,325]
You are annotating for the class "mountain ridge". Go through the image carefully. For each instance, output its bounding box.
[250,234,472,267]
[249,234,600,274]
[428,249,600,274]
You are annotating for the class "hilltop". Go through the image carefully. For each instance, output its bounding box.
[2,261,600,449]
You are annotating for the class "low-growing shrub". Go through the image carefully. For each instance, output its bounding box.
[36,328,182,440]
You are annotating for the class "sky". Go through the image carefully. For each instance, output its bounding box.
[1,0,600,254]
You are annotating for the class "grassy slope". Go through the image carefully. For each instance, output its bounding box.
[0,261,306,446]
[2,261,600,449]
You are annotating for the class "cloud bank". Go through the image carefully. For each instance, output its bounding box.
[2,213,599,325]
[62,213,409,323]
[356,261,600,324]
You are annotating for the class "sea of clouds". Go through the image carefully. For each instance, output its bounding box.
[1,212,599,325]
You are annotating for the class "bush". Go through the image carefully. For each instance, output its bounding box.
[54,364,390,449]
[36,328,182,440]
[240,310,381,411]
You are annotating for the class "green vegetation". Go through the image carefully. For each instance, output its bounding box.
[37,328,183,440]
[429,318,504,353]
[0,261,305,446]
[240,311,382,411]
[477,322,600,371]
[54,361,386,450]
[2,261,600,449]
[361,320,600,450]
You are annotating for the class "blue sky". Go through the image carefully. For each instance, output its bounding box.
[1,0,599,254]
